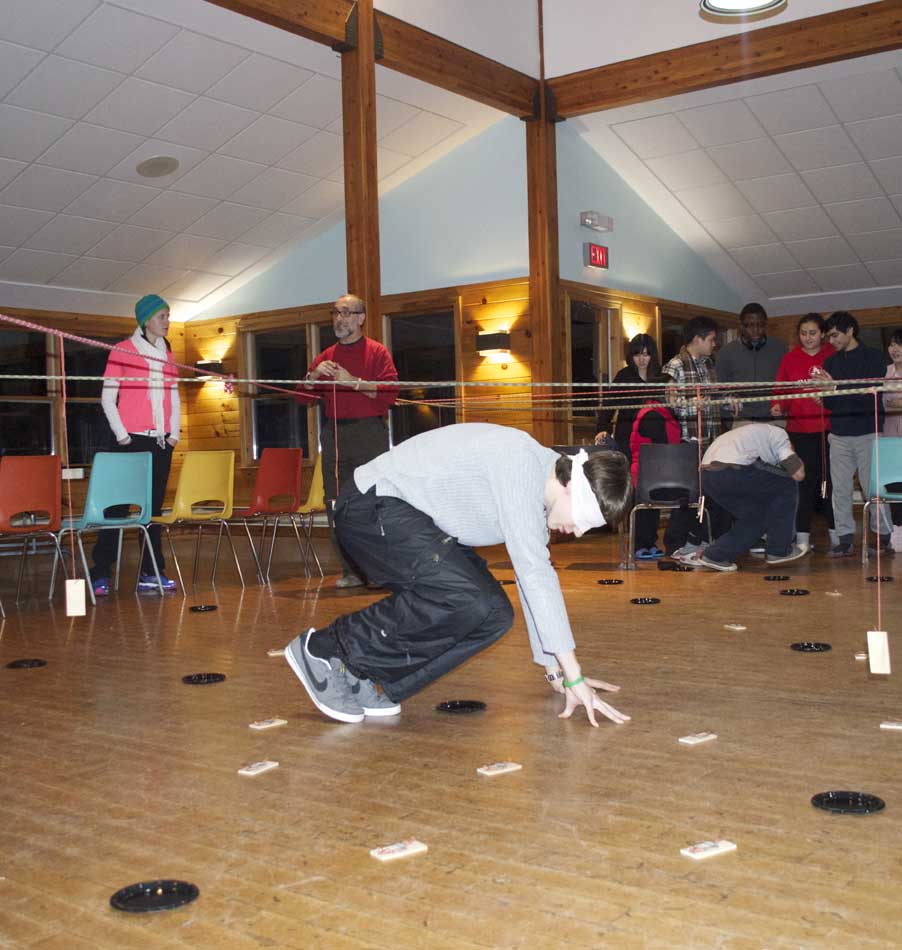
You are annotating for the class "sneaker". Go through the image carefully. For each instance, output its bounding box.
[345,670,401,717]
[138,573,177,591]
[671,544,701,564]
[766,543,809,565]
[749,540,766,556]
[92,576,110,597]
[827,542,854,558]
[868,536,895,557]
[335,573,364,589]
[697,552,738,572]
[284,628,364,724]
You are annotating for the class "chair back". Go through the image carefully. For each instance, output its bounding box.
[169,451,236,521]
[246,448,303,516]
[636,443,700,505]
[80,451,155,527]
[868,437,902,500]
[0,455,62,533]
[298,454,325,514]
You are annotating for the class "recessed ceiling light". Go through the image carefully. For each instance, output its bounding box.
[700,0,787,17]
[136,155,180,178]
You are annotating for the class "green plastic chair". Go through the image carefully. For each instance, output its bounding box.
[54,451,163,606]
[862,437,902,564]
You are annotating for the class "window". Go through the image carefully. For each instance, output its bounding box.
[248,329,309,460]
[388,311,456,445]
[62,335,121,465]
[570,301,612,418]
[0,329,53,457]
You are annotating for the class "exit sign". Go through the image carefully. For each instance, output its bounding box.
[583,242,609,269]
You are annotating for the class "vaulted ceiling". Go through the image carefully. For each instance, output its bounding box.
[0,0,897,320]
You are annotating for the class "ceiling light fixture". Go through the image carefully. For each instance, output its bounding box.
[136,155,180,178]
[700,0,787,17]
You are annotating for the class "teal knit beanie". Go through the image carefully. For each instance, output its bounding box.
[135,294,168,328]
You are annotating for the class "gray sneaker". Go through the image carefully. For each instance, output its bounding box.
[766,542,809,565]
[345,670,401,717]
[284,628,364,723]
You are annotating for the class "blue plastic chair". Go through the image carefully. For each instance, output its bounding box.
[52,452,163,606]
[862,437,902,564]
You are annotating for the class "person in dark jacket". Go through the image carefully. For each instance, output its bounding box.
[813,311,892,557]
[595,334,661,457]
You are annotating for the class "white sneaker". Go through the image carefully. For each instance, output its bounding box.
[766,543,809,565]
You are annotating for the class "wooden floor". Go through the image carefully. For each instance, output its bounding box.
[1,528,901,949]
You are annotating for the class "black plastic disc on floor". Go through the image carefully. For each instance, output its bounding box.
[791,641,832,652]
[181,672,226,685]
[6,658,47,669]
[631,597,661,605]
[189,604,218,612]
[811,791,885,815]
[658,561,693,572]
[436,700,486,714]
[866,576,893,583]
[780,588,810,596]
[110,880,199,913]
[597,578,624,585]
[764,575,790,581]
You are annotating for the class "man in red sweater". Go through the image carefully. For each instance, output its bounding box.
[298,294,399,587]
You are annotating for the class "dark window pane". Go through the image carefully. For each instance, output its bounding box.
[0,329,47,396]
[0,401,53,455]
[255,329,307,383]
[316,322,337,352]
[253,397,308,459]
[389,312,455,445]
[570,302,598,417]
[63,335,122,398]
[65,401,114,466]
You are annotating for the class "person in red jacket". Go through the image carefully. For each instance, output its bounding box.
[629,374,681,558]
[770,313,835,551]
[297,294,399,587]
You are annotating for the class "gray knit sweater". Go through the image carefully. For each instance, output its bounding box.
[354,423,573,665]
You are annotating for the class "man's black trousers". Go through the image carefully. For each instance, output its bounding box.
[321,482,514,702]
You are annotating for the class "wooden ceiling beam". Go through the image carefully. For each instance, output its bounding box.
[549,0,902,118]
[203,0,537,117]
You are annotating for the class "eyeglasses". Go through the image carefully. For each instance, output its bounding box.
[330,308,365,317]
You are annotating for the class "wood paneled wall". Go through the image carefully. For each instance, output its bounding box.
[769,306,902,348]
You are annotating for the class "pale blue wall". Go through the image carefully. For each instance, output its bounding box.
[557,124,741,312]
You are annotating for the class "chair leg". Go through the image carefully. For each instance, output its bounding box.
[265,515,280,582]
[624,506,638,571]
[138,525,165,595]
[113,528,124,592]
[46,532,65,602]
[288,514,308,577]
[77,533,96,608]
[862,500,871,566]
[306,514,324,578]
[211,522,224,588]
[242,518,265,584]
[192,524,204,589]
[0,592,5,619]
[14,537,29,605]
[164,526,186,596]
[220,522,246,588]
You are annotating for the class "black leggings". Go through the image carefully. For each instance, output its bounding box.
[791,431,833,532]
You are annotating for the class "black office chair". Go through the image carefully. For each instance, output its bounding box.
[624,442,710,569]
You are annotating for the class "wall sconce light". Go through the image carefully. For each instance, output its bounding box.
[195,359,224,380]
[580,211,613,233]
[477,330,511,357]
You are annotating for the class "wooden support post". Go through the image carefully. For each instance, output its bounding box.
[340,0,382,341]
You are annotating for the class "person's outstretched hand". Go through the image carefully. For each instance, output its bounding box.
[548,673,620,695]
[559,679,630,727]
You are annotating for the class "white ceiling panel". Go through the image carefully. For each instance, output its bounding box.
[645,151,726,191]
[6,57,121,120]
[186,203,270,242]
[64,179,160,223]
[230,168,317,211]
[825,197,902,235]
[677,183,754,222]
[207,54,313,112]
[4,0,98,52]
[136,30,249,94]
[0,41,44,100]
[865,259,902,285]
[161,270,229,301]
[145,234,226,269]
[704,216,777,249]
[378,111,462,157]
[0,159,29,191]
[127,192,219,231]
[846,116,902,162]
[708,138,792,181]
[155,98,257,152]
[85,78,194,136]
[0,205,54,245]
[763,206,838,242]
[271,75,342,129]
[731,243,800,276]
[745,85,837,136]
[775,126,863,171]
[87,224,173,262]
[847,229,902,262]
[36,123,145,176]
[283,179,344,219]
[239,213,314,248]
[810,263,875,292]
[202,243,270,277]
[0,106,72,163]
[871,156,902,195]
[819,70,902,123]
[784,235,856,269]
[26,214,116,255]
[375,147,411,180]
[170,155,266,200]
[0,248,76,283]
[0,247,14,266]
[278,132,343,178]
[678,101,765,148]
[801,163,883,203]
[0,165,95,213]
[107,263,190,295]
[612,114,699,159]
[736,173,816,214]
[55,5,178,74]
[50,257,134,290]
[754,270,821,296]
[105,140,206,186]
[219,115,318,165]
[375,97,420,139]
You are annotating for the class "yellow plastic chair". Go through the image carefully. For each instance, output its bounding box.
[152,450,245,592]
[292,454,325,578]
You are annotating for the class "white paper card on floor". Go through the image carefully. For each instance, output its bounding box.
[681,840,736,860]
[867,631,891,675]
[370,839,428,862]
[65,579,86,617]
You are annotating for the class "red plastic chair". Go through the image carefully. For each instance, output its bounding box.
[231,448,305,582]
[0,455,65,605]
